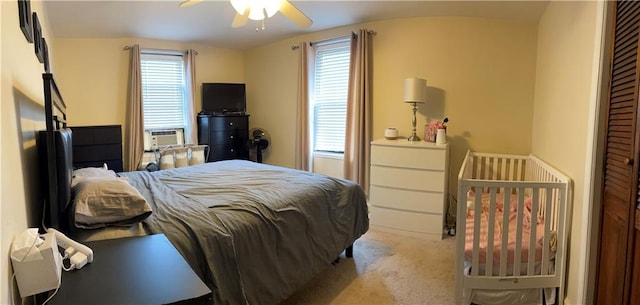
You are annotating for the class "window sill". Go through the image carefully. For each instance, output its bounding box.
[313,152,344,160]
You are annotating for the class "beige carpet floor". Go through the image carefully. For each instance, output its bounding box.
[280,228,456,305]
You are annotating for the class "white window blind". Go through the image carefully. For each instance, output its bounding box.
[141,52,186,130]
[312,41,351,153]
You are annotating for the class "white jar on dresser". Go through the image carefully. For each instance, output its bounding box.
[369,139,449,239]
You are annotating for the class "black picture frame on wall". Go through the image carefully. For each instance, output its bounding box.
[32,12,44,63]
[43,37,50,73]
[18,0,33,43]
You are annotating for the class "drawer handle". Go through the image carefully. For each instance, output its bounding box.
[230,135,234,139]
[229,122,234,126]
[230,149,234,152]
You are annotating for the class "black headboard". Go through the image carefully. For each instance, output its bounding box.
[37,73,73,232]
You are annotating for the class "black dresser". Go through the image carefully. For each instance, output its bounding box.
[197,114,249,162]
[69,125,124,172]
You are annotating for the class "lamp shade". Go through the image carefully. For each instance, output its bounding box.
[404,77,426,103]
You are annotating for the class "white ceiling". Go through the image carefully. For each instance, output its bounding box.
[43,0,549,50]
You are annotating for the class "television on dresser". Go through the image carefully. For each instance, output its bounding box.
[201,83,246,114]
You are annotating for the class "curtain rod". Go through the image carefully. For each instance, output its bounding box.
[311,35,350,47]
[291,29,376,50]
[123,45,198,55]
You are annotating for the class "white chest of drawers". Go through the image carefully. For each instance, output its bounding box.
[369,139,449,239]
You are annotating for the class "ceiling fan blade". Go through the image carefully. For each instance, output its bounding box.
[178,0,202,8]
[232,11,249,28]
[279,0,312,28]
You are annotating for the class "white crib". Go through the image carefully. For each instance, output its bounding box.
[455,151,571,305]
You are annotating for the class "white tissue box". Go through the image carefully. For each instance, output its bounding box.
[11,232,62,297]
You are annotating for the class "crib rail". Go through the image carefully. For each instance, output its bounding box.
[459,151,568,184]
[458,151,569,231]
[455,151,571,305]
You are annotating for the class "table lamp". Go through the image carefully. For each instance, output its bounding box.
[404,77,426,141]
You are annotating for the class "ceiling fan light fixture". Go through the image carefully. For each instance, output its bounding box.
[230,0,248,15]
[225,0,312,28]
[264,0,283,18]
[231,0,283,21]
[248,6,265,20]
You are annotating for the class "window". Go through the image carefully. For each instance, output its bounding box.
[140,52,186,130]
[311,41,351,153]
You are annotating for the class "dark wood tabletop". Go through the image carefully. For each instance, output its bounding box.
[47,234,212,305]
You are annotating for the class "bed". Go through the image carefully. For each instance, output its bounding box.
[454,151,571,305]
[37,73,370,305]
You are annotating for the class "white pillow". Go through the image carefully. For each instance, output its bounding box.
[72,167,117,187]
[73,177,152,229]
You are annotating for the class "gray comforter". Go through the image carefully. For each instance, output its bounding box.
[120,160,369,305]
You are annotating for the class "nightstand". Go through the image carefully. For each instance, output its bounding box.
[369,139,449,239]
[47,234,211,305]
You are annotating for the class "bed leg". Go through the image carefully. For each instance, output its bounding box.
[345,245,353,258]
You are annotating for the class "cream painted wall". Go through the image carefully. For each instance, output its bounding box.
[245,17,538,195]
[531,1,599,304]
[1,0,56,303]
[54,38,245,128]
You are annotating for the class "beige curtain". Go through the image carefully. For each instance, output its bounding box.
[295,42,311,171]
[344,29,373,195]
[125,44,144,171]
[184,49,197,144]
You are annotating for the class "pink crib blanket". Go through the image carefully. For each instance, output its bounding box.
[464,193,553,264]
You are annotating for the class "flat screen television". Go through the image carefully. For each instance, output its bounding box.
[201,83,246,114]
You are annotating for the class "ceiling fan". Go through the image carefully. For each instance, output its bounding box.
[179,0,313,29]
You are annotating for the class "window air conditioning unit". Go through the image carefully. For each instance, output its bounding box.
[144,128,184,151]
